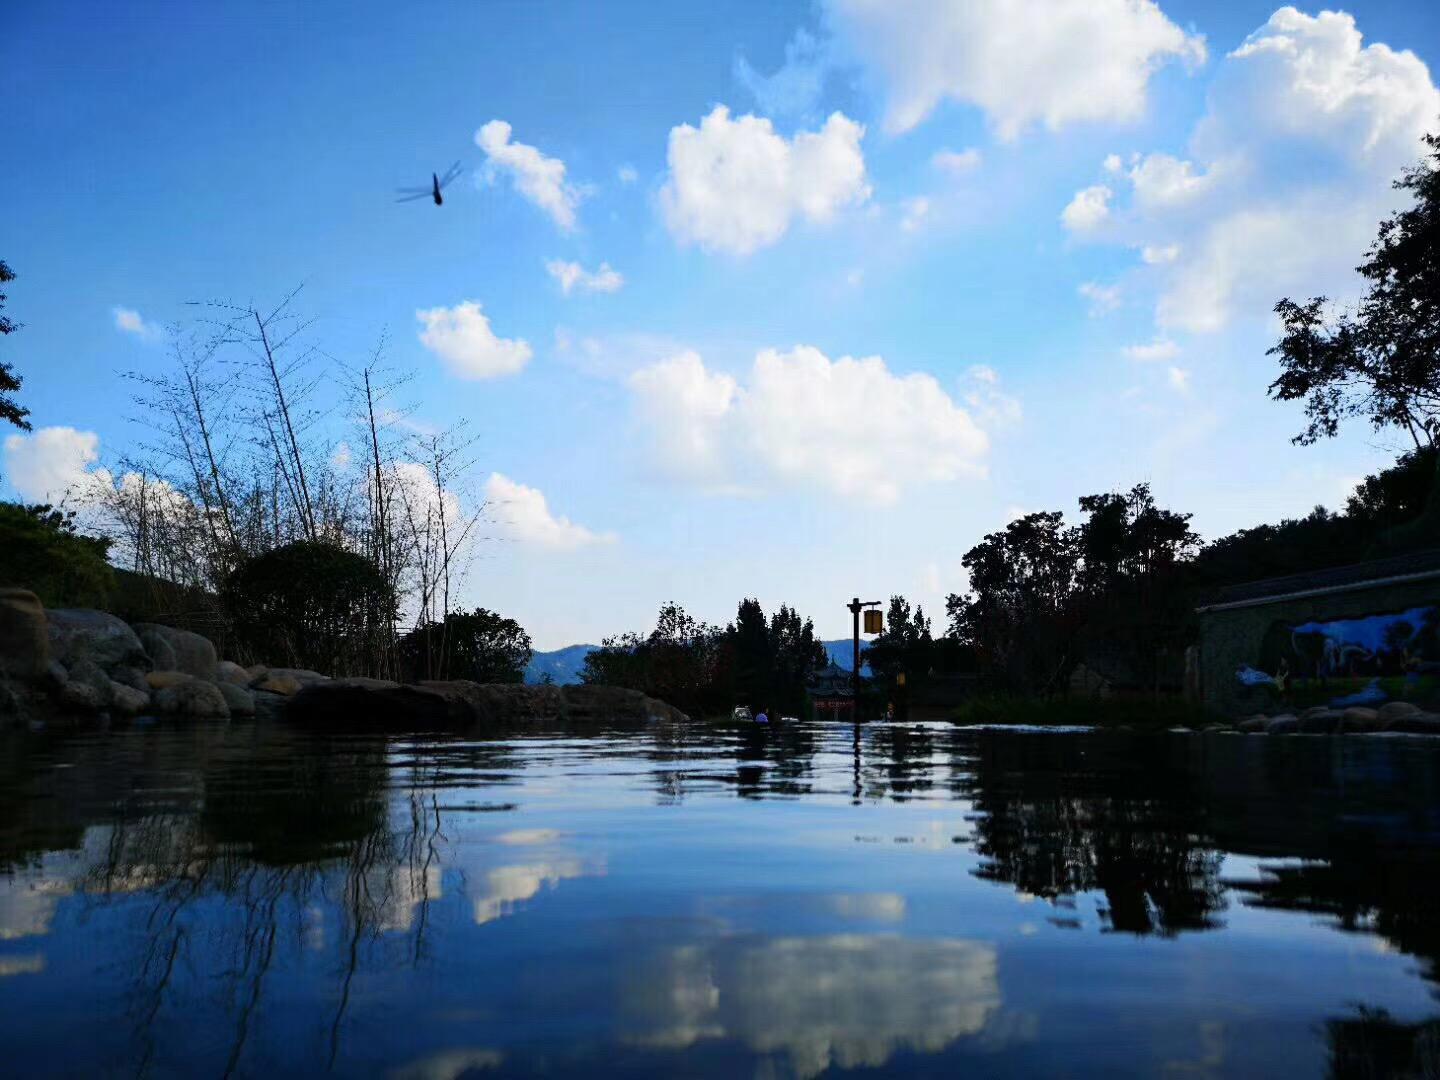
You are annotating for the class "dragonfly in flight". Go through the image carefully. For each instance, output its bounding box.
[397,162,463,206]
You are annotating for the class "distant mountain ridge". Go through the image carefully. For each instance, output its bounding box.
[525,639,870,685]
[524,644,598,685]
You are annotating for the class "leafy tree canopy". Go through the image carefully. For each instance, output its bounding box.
[1268,133,1440,448]
[0,259,32,432]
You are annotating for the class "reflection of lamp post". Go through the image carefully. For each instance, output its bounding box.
[847,597,882,720]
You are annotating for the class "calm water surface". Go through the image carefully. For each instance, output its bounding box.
[3,717,1440,1078]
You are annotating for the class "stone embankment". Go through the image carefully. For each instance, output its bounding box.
[1225,702,1440,736]
[0,587,687,731]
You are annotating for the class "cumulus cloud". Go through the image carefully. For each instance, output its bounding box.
[475,119,583,231]
[3,426,100,502]
[1123,338,1180,362]
[622,935,1001,1077]
[1061,185,1113,233]
[826,0,1205,138]
[659,106,870,255]
[545,259,624,296]
[1168,365,1191,392]
[1078,281,1122,315]
[1066,8,1440,333]
[484,472,615,549]
[617,164,638,185]
[113,306,162,342]
[416,301,532,380]
[628,345,992,504]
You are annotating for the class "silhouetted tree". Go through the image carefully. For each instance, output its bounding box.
[947,512,1080,692]
[0,259,31,432]
[1268,132,1440,450]
[864,595,933,686]
[398,607,532,683]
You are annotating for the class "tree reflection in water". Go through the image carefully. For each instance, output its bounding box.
[953,735,1226,935]
[3,719,1440,1076]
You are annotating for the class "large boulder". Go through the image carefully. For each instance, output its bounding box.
[58,679,106,713]
[132,624,218,681]
[67,657,114,704]
[216,661,251,687]
[1341,707,1382,733]
[1378,701,1422,722]
[216,681,255,717]
[108,681,151,717]
[46,609,149,674]
[1384,712,1440,735]
[0,588,49,681]
[253,668,329,697]
[561,683,689,724]
[1298,709,1343,734]
[287,679,690,731]
[153,679,230,720]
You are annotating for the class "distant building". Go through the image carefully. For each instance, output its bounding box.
[1196,548,1440,716]
[806,661,857,717]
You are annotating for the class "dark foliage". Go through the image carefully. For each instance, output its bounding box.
[582,598,826,714]
[0,259,31,432]
[398,607,533,683]
[0,501,114,607]
[1268,132,1440,449]
[224,540,394,675]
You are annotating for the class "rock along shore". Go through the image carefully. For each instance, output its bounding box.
[0,588,688,732]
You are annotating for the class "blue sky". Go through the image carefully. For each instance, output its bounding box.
[4,1,1439,647]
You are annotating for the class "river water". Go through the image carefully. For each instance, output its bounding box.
[2,717,1439,1078]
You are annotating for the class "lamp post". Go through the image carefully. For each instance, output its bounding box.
[846,597,882,721]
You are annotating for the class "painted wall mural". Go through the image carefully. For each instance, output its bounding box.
[1236,604,1440,710]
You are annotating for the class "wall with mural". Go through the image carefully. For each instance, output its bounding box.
[1235,605,1439,710]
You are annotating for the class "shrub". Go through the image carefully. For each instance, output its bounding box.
[398,607,532,683]
[0,501,113,607]
[225,540,393,675]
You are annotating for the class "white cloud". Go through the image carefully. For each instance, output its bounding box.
[3,426,100,502]
[545,259,624,296]
[1123,338,1180,362]
[416,301,532,380]
[485,472,615,550]
[1070,8,1440,333]
[623,935,1000,1075]
[617,164,638,185]
[735,28,830,119]
[963,364,1022,428]
[846,268,864,288]
[331,442,353,470]
[1168,365,1191,392]
[826,0,1205,138]
[112,306,162,342]
[475,119,583,231]
[1061,185,1113,232]
[1126,152,1213,207]
[899,196,930,233]
[932,147,982,176]
[629,345,992,505]
[659,106,870,255]
[1103,153,1125,174]
[1078,281,1122,316]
